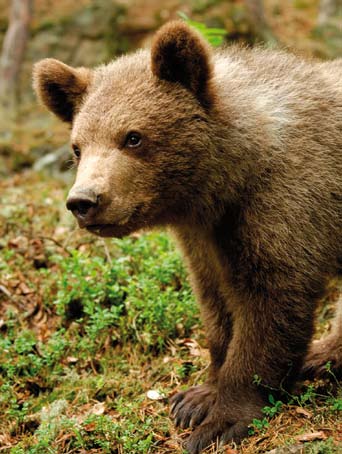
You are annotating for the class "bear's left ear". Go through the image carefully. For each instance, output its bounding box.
[151,21,213,107]
[33,58,92,123]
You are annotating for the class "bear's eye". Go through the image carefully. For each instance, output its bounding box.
[72,145,81,159]
[125,132,142,148]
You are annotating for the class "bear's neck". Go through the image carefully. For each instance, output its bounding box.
[179,106,274,229]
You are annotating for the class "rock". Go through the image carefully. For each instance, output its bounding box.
[33,143,75,182]
[28,0,128,67]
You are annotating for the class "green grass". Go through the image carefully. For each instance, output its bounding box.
[0,173,200,452]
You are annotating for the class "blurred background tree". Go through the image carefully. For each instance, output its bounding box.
[0,0,33,128]
[244,0,276,43]
[318,0,342,25]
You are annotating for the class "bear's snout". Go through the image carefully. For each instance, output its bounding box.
[66,188,99,226]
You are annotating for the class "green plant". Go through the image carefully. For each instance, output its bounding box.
[305,438,340,454]
[249,416,269,434]
[51,233,197,353]
[262,394,283,418]
[292,384,318,406]
[328,396,342,412]
[178,12,226,47]
[248,394,283,435]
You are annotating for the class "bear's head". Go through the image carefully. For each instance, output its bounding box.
[33,21,222,237]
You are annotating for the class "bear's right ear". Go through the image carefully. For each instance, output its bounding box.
[33,58,92,123]
[151,21,213,107]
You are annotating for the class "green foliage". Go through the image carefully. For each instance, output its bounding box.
[249,416,269,434]
[291,384,318,407]
[331,398,342,411]
[9,398,161,454]
[327,396,342,412]
[305,438,340,454]
[262,394,283,418]
[248,394,282,435]
[253,374,262,386]
[0,231,199,452]
[176,361,198,379]
[178,12,226,47]
[52,232,197,353]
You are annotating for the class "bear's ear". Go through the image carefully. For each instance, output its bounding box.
[151,21,213,107]
[33,58,92,123]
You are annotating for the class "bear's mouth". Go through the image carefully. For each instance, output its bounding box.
[86,223,132,238]
[85,204,145,238]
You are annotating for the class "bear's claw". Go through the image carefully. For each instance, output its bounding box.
[170,384,217,430]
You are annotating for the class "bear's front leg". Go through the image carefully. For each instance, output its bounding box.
[170,308,232,429]
[185,291,316,454]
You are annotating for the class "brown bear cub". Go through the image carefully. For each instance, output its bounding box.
[34,21,342,453]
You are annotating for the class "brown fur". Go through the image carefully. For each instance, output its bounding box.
[151,21,213,107]
[33,58,92,122]
[33,21,342,453]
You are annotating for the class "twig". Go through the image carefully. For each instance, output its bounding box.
[0,284,12,299]
[38,235,72,256]
[101,239,112,263]
[62,226,78,249]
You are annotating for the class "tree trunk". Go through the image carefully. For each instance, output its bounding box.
[0,0,33,121]
[244,0,276,44]
[318,0,342,26]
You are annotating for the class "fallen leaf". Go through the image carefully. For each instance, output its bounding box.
[54,226,69,237]
[91,402,105,415]
[164,440,180,449]
[66,356,78,364]
[295,431,327,442]
[18,282,33,295]
[83,422,96,432]
[0,285,11,298]
[266,445,304,454]
[8,236,28,250]
[183,339,201,357]
[295,407,312,418]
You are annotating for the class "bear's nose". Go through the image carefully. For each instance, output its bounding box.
[66,189,99,219]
